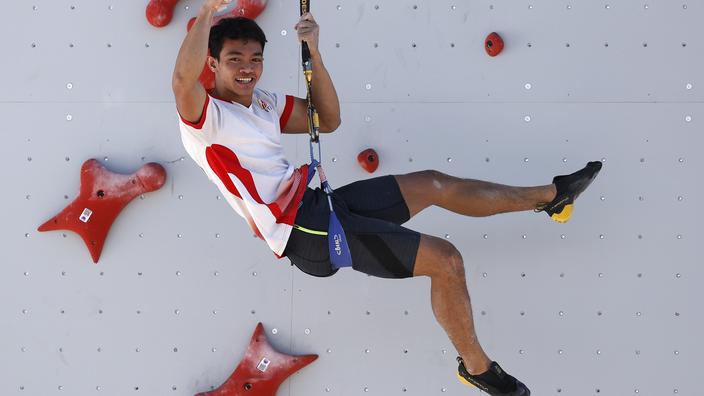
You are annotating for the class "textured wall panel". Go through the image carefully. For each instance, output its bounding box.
[0,0,700,395]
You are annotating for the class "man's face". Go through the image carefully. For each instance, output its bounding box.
[210,38,264,97]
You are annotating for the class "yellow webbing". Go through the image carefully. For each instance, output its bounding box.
[293,224,328,236]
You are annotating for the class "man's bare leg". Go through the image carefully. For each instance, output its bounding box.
[413,233,492,375]
[395,170,557,218]
[396,171,555,375]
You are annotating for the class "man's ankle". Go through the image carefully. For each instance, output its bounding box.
[465,359,492,375]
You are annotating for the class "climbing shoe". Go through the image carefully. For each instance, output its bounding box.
[535,161,603,223]
[456,357,530,395]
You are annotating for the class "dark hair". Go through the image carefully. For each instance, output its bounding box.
[209,17,268,60]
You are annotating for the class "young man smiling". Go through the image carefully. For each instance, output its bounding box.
[172,1,602,395]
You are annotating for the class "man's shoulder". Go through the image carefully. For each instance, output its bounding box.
[254,87,276,100]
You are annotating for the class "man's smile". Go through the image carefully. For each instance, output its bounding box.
[235,77,255,86]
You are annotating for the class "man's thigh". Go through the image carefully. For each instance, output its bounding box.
[335,175,412,225]
[393,170,444,219]
[343,211,421,279]
[412,233,461,278]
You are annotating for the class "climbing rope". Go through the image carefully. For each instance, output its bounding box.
[298,0,353,268]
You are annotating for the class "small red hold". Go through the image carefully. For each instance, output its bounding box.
[357,148,379,173]
[146,0,181,28]
[187,0,269,91]
[37,159,167,263]
[195,322,318,396]
[485,32,504,57]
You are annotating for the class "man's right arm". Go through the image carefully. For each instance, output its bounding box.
[172,0,230,124]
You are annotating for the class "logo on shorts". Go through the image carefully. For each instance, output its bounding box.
[333,234,342,255]
[257,98,272,112]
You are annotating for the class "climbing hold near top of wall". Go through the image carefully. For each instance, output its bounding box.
[357,148,379,173]
[485,32,504,57]
[195,322,318,396]
[37,159,167,263]
[147,0,267,29]
[187,0,268,31]
[146,0,180,28]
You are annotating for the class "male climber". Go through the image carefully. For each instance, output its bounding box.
[172,1,602,395]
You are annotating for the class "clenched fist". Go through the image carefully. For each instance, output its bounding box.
[203,0,233,12]
[295,12,320,54]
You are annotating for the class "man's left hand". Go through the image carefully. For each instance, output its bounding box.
[295,13,320,54]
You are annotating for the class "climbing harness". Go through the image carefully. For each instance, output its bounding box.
[296,0,353,268]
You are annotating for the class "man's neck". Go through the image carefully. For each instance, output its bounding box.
[211,87,252,108]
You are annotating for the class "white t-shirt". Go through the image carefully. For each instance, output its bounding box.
[177,88,309,258]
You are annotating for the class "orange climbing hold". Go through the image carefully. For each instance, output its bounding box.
[195,322,317,396]
[147,0,267,30]
[485,32,504,57]
[146,0,180,28]
[37,159,166,263]
[357,148,379,173]
[187,0,268,30]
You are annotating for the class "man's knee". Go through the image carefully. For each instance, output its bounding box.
[420,169,448,188]
[440,241,465,279]
[415,235,465,278]
[396,170,450,218]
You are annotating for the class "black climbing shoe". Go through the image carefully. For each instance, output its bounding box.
[456,357,530,395]
[536,161,603,223]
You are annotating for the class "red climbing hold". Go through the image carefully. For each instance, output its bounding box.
[357,148,379,173]
[147,0,266,29]
[485,32,504,57]
[187,0,268,91]
[187,0,268,30]
[195,322,318,396]
[146,0,180,28]
[37,159,166,263]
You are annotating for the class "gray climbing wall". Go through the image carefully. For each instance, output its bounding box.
[1,0,700,395]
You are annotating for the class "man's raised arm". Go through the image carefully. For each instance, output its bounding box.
[283,12,341,134]
[172,0,231,124]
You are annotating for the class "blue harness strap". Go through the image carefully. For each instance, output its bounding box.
[301,156,353,269]
[319,177,353,268]
[306,159,319,185]
[327,198,353,268]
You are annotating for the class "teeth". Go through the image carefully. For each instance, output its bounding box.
[236,78,253,83]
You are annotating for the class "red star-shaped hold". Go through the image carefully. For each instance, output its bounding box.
[196,322,318,396]
[37,159,166,263]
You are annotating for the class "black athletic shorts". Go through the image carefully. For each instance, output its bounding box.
[282,175,421,279]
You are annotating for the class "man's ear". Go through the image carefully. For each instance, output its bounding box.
[207,55,218,72]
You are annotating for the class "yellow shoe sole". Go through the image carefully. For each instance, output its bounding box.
[550,204,573,223]
[457,372,478,388]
